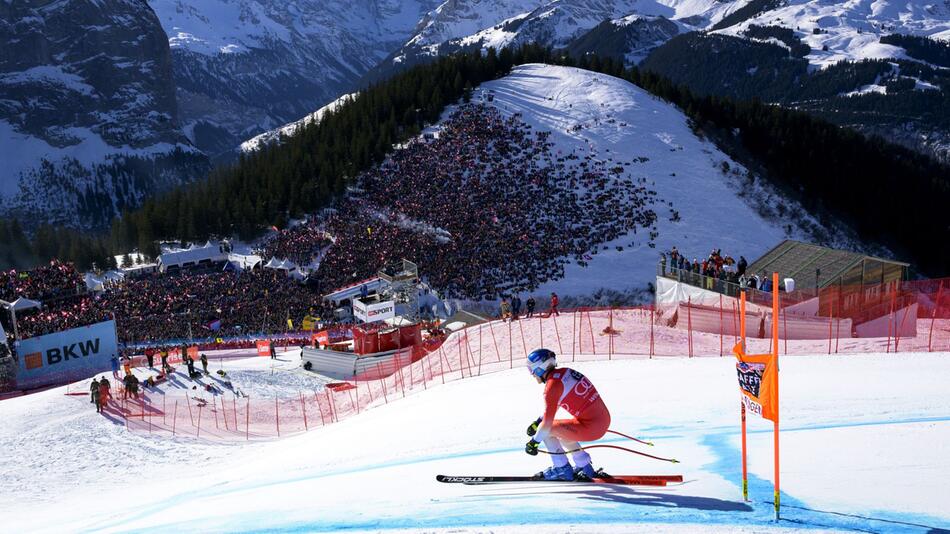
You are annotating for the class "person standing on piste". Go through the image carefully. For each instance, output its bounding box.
[524,348,611,481]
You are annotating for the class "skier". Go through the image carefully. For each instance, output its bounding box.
[524,348,610,481]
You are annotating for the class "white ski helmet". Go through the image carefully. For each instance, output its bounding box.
[527,348,557,382]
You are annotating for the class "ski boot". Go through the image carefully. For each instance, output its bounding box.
[535,464,575,481]
[574,465,609,481]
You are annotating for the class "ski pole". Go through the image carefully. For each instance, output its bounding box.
[607,429,653,447]
[539,444,678,464]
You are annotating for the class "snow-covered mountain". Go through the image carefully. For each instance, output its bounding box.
[149,0,440,160]
[0,0,208,230]
[369,0,745,79]
[712,0,950,69]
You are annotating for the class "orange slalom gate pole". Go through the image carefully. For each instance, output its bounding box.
[772,273,781,522]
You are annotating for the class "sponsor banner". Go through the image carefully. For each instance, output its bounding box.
[256,340,272,357]
[732,343,777,422]
[15,320,119,389]
[353,299,395,324]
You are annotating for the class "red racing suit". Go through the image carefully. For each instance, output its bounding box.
[534,367,610,444]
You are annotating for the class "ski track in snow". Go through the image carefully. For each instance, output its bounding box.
[2,353,949,533]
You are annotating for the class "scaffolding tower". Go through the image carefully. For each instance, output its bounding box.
[377,259,420,323]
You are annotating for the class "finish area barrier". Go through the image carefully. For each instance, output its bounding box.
[84,301,949,442]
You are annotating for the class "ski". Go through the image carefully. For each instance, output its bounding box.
[436,474,681,486]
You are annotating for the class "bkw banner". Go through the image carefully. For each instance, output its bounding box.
[15,320,119,389]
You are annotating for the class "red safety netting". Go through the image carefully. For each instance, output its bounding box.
[79,278,949,442]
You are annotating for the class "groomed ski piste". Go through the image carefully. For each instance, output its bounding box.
[1,339,949,533]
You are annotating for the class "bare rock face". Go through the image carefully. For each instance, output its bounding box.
[0,0,207,230]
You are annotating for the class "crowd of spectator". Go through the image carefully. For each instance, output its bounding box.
[0,260,83,302]
[661,245,780,294]
[8,103,671,346]
[269,104,664,299]
[16,269,331,343]
[256,225,333,266]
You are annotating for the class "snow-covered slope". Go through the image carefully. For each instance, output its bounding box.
[713,0,950,69]
[1,348,948,532]
[462,64,847,297]
[239,92,357,153]
[149,0,439,159]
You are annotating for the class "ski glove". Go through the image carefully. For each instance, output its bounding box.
[525,439,539,456]
[526,417,542,437]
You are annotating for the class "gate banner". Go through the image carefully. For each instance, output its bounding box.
[15,320,118,388]
[732,343,777,422]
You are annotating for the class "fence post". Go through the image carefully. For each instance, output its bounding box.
[650,306,655,358]
[172,399,178,436]
[539,315,543,349]
[587,311,596,355]
[518,319,528,360]
[245,397,250,441]
[378,363,388,404]
[437,344,446,384]
[213,396,220,430]
[275,396,280,437]
[719,294,724,357]
[886,291,895,353]
[163,394,167,426]
[196,403,202,439]
[835,292,841,354]
[300,391,308,431]
[687,296,693,358]
[508,320,513,368]
[608,308,613,359]
[552,313,563,354]
[488,321,501,364]
[326,389,336,423]
[783,307,788,355]
[572,310,577,362]
[929,281,943,352]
